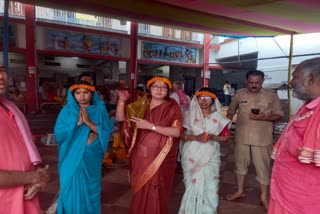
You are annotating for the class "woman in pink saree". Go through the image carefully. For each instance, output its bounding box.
[116,76,183,214]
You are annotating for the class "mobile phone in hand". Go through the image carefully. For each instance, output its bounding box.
[251,108,260,115]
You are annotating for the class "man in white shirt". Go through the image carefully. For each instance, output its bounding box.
[223,81,231,106]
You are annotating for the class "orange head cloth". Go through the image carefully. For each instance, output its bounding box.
[195,90,217,99]
[69,84,96,92]
[147,76,172,89]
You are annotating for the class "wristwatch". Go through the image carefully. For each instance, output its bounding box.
[151,124,157,131]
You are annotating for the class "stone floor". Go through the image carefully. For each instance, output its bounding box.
[28,113,267,214]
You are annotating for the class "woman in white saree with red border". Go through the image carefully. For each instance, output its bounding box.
[179,87,231,214]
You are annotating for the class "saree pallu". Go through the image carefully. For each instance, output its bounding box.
[54,91,111,214]
[124,96,183,214]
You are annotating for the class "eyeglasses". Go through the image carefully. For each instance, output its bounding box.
[198,96,212,100]
[151,85,168,91]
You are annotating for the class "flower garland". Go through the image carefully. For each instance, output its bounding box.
[147,76,172,89]
[69,84,96,92]
[195,90,217,99]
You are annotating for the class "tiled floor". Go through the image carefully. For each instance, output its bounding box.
[29,113,267,214]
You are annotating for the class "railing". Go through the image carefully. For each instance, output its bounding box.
[35,6,129,33]
[138,23,204,44]
[0,0,207,44]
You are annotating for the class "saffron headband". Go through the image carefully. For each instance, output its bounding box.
[69,84,96,92]
[147,76,172,89]
[195,91,217,99]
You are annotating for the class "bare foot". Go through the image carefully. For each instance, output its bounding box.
[261,198,269,210]
[226,191,246,201]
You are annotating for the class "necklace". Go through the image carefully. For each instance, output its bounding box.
[149,102,165,125]
[278,109,314,146]
[294,110,314,121]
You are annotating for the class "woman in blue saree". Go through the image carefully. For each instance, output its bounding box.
[54,81,111,214]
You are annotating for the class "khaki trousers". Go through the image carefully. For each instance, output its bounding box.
[234,143,272,185]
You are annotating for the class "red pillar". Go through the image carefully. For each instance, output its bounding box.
[130,22,138,94]
[24,4,38,113]
[203,33,211,87]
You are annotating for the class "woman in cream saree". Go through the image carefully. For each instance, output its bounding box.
[179,87,231,214]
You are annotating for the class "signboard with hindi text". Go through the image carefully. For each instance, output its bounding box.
[46,29,122,57]
[143,41,197,63]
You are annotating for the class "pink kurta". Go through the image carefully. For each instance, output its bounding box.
[0,106,41,214]
[270,97,320,214]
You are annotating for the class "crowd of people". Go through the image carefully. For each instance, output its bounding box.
[1,57,320,214]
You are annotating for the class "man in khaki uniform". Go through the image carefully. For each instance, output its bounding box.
[226,70,284,210]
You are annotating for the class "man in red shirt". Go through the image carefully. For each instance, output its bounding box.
[0,65,50,213]
[269,57,320,214]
